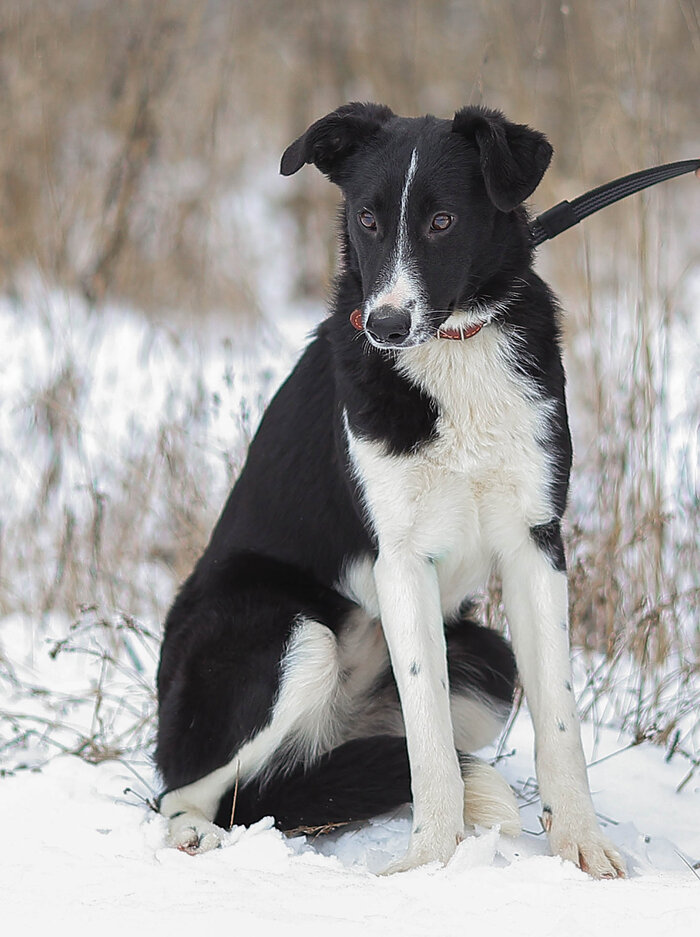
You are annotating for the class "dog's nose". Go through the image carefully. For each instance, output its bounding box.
[365,305,412,345]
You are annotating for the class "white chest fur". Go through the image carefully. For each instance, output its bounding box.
[344,327,557,615]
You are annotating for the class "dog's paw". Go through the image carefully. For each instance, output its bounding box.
[381,827,463,874]
[547,815,626,879]
[168,813,223,856]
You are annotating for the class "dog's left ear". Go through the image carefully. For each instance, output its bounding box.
[452,106,553,212]
[280,102,394,182]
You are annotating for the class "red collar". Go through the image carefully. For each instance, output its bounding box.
[350,308,482,341]
[435,322,483,340]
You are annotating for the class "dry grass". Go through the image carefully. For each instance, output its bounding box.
[0,607,158,772]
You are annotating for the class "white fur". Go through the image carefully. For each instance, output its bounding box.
[450,694,509,754]
[338,555,380,618]
[462,757,521,836]
[333,590,510,753]
[399,148,419,235]
[168,810,222,854]
[364,148,426,342]
[345,324,624,874]
[345,327,550,868]
[374,552,466,872]
[346,328,556,617]
[439,293,517,335]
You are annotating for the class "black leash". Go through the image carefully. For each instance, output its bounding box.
[529,158,700,247]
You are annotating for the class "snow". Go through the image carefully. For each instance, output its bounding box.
[1,717,698,936]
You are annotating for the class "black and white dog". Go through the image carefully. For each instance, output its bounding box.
[156,103,625,878]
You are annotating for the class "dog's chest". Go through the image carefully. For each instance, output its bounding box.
[345,330,555,606]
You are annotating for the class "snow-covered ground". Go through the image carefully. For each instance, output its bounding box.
[1,711,698,935]
[1,591,698,934]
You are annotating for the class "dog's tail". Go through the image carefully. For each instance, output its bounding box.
[215,735,520,837]
[215,735,410,831]
[460,754,522,836]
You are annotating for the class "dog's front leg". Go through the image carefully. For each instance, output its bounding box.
[373,550,465,872]
[500,529,626,878]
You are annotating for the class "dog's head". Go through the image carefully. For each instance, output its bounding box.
[281,103,552,349]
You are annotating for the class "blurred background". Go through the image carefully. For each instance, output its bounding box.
[0,1,698,769]
[1,0,697,313]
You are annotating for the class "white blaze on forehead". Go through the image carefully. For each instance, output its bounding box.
[367,147,423,314]
[399,147,419,241]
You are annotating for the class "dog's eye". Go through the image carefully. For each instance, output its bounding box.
[358,210,377,231]
[430,213,453,232]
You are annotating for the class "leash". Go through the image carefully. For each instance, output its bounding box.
[529,158,700,247]
[351,158,699,339]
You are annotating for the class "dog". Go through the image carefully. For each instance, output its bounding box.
[155,102,626,878]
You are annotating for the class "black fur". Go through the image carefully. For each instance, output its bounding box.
[452,105,553,212]
[156,102,570,833]
[215,736,412,831]
[530,521,567,573]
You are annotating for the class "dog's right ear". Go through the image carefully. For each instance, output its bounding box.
[280,102,394,182]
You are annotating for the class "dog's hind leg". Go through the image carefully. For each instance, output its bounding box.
[157,612,344,854]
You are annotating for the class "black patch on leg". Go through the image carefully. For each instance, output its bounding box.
[529,520,566,572]
[540,804,553,832]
